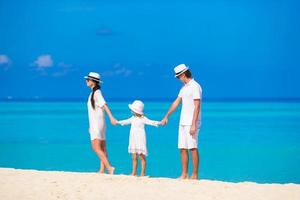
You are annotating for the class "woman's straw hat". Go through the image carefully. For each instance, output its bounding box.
[84,72,103,83]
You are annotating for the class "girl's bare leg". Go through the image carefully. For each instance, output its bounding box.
[131,153,138,176]
[91,139,114,174]
[139,154,146,176]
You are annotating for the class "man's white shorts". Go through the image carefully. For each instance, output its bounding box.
[178,125,199,149]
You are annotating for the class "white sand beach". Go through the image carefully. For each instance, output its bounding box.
[0,168,299,200]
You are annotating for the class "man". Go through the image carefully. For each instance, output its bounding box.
[161,64,202,179]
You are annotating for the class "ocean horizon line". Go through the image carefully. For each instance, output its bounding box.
[1,97,300,103]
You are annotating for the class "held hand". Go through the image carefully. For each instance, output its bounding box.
[157,120,164,127]
[110,117,118,126]
[161,118,168,126]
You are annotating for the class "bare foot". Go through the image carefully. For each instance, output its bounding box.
[99,167,105,173]
[130,173,137,176]
[98,170,105,174]
[189,174,198,180]
[108,167,115,175]
[177,174,188,180]
[140,173,145,177]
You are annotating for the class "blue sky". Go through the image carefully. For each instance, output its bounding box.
[0,0,299,100]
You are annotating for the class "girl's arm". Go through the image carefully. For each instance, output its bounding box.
[118,117,132,126]
[103,104,118,125]
[143,117,161,127]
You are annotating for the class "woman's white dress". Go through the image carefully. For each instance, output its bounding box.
[87,89,106,140]
[118,116,160,156]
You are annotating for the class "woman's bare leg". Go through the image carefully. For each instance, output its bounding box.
[91,139,114,174]
[99,140,107,173]
[139,154,146,176]
[131,153,138,176]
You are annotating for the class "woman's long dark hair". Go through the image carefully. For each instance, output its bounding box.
[91,81,101,110]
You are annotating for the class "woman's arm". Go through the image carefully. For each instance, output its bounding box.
[103,104,118,125]
[161,96,182,125]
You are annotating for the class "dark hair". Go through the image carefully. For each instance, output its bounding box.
[184,70,192,78]
[91,81,101,110]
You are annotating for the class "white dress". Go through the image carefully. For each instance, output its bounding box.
[87,89,106,140]
[118,116,160,156]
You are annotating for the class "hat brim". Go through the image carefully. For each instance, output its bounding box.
[128,104,144,115]
[174,68,189,78]
[84,76,103,83]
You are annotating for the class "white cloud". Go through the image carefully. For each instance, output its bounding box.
[115,67,132,77]
[52,62,75,77]
[102,64,132,77]
[33,55,53,68]
[30,55,77,77]
[0,54,11,71]
[96,28,118,36]
[52,71,66,77]
[138,72,144,76]
[58,62,72,69]
[0,55,10,65]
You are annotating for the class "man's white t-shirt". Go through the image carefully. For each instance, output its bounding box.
[178,79,202,126]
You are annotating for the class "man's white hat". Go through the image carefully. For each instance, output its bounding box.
[84,72,103,83]
[174,64,189,77]
[128,100,144,115]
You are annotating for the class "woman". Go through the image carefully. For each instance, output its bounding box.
[85,72,117,174]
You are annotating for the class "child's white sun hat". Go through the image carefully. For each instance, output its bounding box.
[128,100,144,115]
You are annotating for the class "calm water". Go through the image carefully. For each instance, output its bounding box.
[0,101,300,183]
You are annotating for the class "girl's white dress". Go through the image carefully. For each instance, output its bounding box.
[118,116,160,156]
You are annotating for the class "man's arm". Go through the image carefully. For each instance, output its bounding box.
[190,99,200,136]
[161,96,182,125]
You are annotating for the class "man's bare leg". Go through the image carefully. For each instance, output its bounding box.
[190,148,199,179]
[179,149,189,179]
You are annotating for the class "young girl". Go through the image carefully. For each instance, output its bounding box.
[117,100,161,176]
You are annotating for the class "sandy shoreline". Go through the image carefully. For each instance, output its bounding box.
[0,168,299,200]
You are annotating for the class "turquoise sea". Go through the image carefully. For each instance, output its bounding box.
[0,101,299,183]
